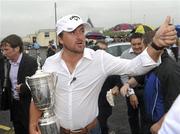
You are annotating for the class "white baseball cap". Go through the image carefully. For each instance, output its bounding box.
[56,14,91,35]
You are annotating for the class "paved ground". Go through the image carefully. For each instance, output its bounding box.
[108,96,130,134]
[0,111,13,134]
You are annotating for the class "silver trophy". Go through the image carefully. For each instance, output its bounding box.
[26,59,58,134]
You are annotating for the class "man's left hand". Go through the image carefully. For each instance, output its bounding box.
[129,95,138,109]
[153,16,177,48]
[16,84,22,93]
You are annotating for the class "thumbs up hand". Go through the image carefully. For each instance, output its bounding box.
[153,16,177,48]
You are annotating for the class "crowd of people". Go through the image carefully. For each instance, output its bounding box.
[0,13,179,134]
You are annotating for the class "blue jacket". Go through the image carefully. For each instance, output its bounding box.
[135,50,180,122]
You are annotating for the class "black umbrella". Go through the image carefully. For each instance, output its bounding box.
[86,32,106,40]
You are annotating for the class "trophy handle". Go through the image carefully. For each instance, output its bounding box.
[25,78,31,90]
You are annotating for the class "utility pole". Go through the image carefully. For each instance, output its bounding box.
[143,14,146,24]
[54,2,57,25]
[172,18,174,25]
[130,0,132,24]
[54,1,58,44]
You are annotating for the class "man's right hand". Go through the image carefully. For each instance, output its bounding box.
[29,101,42,134]
[111,85,120,96]
[29,123,41,134]
[120,83,129,96]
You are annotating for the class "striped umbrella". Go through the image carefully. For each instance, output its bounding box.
[113,23,134,31]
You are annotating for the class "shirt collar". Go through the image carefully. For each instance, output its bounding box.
[59,48,93,61]
[129,48,134,53]
[83,48,93,60]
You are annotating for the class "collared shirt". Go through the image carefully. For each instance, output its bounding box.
[9,53,22,99]
[121,47,139,60]
[120,47,139,83]
[42,48,160,130]
[129,47,135,53]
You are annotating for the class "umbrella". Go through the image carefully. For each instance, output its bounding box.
[113,23,134,31]
[131,24,153,34]
[85,32,106,39]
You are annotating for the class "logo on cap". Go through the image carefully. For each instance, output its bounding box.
[69,16,80,21]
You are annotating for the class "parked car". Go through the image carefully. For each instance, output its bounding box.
[106,42,131,57]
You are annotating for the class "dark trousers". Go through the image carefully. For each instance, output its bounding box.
[97,75,122,134]
[98,106,112,134]
[12,99,29,134]
[13,120,28,134]
[126,90,146,134]
[142,119,156,134]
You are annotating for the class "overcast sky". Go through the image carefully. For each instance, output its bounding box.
[0,0,180,40]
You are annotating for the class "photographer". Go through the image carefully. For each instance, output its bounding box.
[46,40,56,57]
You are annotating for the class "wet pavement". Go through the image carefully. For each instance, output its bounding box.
[109,96,130,134]
[0,111,13,134]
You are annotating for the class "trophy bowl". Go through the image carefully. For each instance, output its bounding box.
[26,70,58,134]
[26,70,55,110]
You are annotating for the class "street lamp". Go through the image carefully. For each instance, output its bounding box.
[54,1,58,45]
[54,1,57,26]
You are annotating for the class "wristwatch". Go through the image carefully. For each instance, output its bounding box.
[151,42,164,50]
[126,88,135,97]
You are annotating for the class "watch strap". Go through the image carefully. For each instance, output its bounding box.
[151,42,164,50]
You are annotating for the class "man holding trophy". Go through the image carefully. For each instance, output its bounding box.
[29,14,177,134]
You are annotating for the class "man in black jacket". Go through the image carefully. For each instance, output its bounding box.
[120,49,180,134]
[98,75,122,134]
[0,49,4,109]
[1,34,38,134]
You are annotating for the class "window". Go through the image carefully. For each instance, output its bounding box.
[44,32,49,37]
[107,43,131,57]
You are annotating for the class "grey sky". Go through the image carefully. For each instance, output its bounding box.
[0,0,180,40]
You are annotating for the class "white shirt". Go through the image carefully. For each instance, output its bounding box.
[52,43,57,49]
[158,94,180,134]
[129,47,135,53]
[9,53,22,100]
[42,48,160,130]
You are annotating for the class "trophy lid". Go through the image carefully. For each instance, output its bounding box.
[28,55,51,79]
[29,70,51,79]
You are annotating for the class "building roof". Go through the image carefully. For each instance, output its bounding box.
[38,29,55,33]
